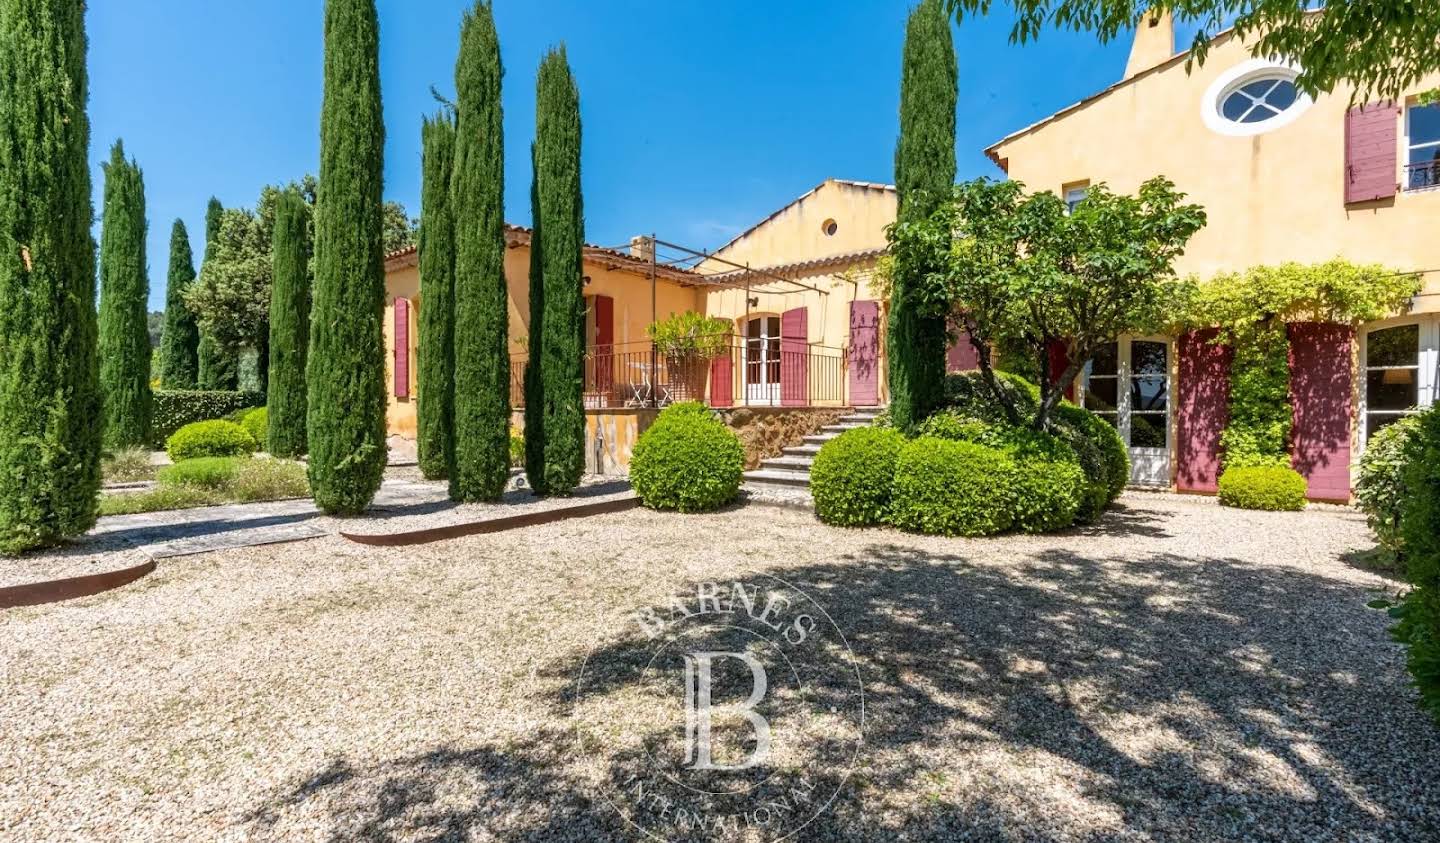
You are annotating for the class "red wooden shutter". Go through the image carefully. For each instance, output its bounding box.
[1289,322,1355,502]
[848,301,881,406]
[394,298,410,398]
[1345,102,1399,204]
[1046,338,1075,401]
[780,307,808,407]
[591,295,614,399]
[947,330,980,373]
[1176,329,1232,494]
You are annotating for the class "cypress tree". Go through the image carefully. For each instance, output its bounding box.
[307,0,387,514]
[888,0,956,430]
[97,141,153,450]
[533,48,584,495]
[197,196,238,390]
[523,142,546,494]
[449,2,509,502]
[267,188,309,458]
[157,220,199,388]
[418,113,457,480]
[0,0,102,552]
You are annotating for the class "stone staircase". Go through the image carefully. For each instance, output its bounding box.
[742,407,885,505]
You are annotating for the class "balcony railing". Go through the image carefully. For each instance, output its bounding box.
[1406,159,1440,191]
[510,337,851,410]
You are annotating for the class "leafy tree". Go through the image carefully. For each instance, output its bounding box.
[0,0,102,552]
[97,141,153,449]
[197,196,238,390]
[308,0,388,514]
[383,201,418,255]
[449,1,510,502]
[942,0,1440,100]
[528,47,586,495]
[187,208,271,351]
[267,188,310,458]
[418,112,457,480]
[888,0,956,431]
[890,176,1205,430]
[147,310,165,348]
[158,221,200,387]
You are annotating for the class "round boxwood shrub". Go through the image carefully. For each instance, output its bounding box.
[890,437,1016,537]
[631,402,745,513]
[1217,465,1308,511]
[1356,415,1422,553]
[811,426,906,527]
[158,457,243,490]
[166,420,258,462]
[240,407,268,448]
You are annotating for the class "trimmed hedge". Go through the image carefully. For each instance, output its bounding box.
[159,457,242,490]
[631,402,744,513]
[152,390,264,448]
[811,427,906,527]
[240,407,268,448]
[1053,401,1129,513]
[890,437,1016,537]
[1396,407,1440,722]
[166,420,257,462]
[1217,465,1308,511]
[1356,416,1422,553]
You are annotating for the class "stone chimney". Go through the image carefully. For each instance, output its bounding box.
[1124,8,1174,79]
[629,235,655,262]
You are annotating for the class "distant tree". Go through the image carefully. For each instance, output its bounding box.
[888,0,956,431]
[942,1,1440,100]
[417,112,457,480]
[449,1,510,502]
[147,311,164,348]
[529,47,585,495]
[157,222,200,387]
[197,196,238,390]
[383,201,419,255]
[97,141,152,449]
[307,0,387,514]
[186,208,271,351]
[267,188,310,458]
[0,0,103,552]
[888,176,1206,431]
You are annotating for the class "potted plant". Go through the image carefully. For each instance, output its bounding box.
[647,312,732,403]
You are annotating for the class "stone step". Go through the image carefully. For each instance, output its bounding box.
[802,433,841,446]
[838,415,880,425]
[742,469,811,488]
[819,423,866,434]
[761,455,815,471]
[783,443,824,458]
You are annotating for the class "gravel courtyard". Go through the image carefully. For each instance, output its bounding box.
[3,493,1438,841]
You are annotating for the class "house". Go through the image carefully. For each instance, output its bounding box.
[985,10,1440,500]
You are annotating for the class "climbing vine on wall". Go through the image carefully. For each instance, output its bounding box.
[1171,260,1422,468]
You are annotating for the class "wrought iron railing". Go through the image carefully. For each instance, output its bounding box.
[1406,159,1440,191]
[510,336,851,409]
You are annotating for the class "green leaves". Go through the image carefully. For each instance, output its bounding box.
[98,140,153,450]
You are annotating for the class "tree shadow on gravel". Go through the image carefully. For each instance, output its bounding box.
[244,534,1440,841]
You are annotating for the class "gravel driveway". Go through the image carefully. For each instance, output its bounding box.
[2,493,1436,841]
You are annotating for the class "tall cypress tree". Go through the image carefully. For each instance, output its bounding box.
[523,142,546,494]
[158,220,199,388]
[97,141,153,450]
[418,112,457,480]
[0,0,102,553]
[449,1,509,502]
[533,48,584,495]
[307,0,387,514]
[267,188,309,458]
[197,196,238,390]
[888,0,956,430]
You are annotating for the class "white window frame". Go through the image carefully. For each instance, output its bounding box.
[1403,101,1440,193]
[1359,316,1440,450]
[1200,59,1314,138]
[1080,335,1174,486]
[1064,185,1088,214]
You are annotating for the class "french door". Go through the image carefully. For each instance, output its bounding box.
[1082,337,1173,486]
[744,316,781,404]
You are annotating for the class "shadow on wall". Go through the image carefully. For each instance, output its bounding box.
[243,502,1437,841]
[1289,322,1355,500]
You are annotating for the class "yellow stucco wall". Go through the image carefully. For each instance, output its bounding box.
[988,33,1440,311]
[383,244,702,440]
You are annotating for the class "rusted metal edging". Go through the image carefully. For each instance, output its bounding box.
[339,494,641,547]
[0,558,157,610]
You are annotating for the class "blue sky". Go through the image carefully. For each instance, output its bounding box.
[88,1,1193,311]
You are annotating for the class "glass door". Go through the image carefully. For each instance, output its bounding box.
[744,316,781,404]
[1083,337,1172,487]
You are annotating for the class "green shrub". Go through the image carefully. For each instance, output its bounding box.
[811,427,906,527]
[151,389,264,448]
[941,371,1038,425]
[631,402,744,513]
[915,409,992,443]
[159,457,242,490]
[1396,407,1440,721]
[890,437,1016,536]
[510,431,525,468]
[1053,400,1129,508]
[229,458,310,502]
[1217,465,1308,511]
[1356,416,1422,553]
[241,407,269,447]
[102,448,156,484]
[166,420,257,462]
[100,485,222,516]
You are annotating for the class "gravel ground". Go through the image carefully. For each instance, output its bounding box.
[2,493,1437,841]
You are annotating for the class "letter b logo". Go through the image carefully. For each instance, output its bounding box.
[682,652,772,771]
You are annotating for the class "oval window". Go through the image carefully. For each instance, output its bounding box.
[1201,61,1312,137]
[1219,75,1300,125]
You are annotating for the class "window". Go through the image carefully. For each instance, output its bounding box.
[1129,340,1169,449]
[1220,76,1299,124]
[1063,182,1088,214]
[821,218,838,237]
[1363,320,1439,444]
[1201,60,1313,137]
[1405,102,1440,191]
[1083,341,1119,427]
